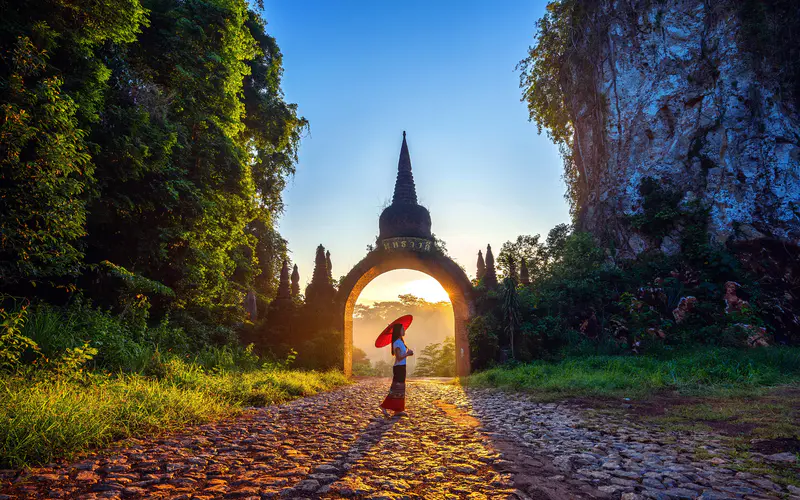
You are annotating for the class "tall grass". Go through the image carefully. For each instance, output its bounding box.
[0,300,350,469]
[0,364,349,468]
[465,347,800,398]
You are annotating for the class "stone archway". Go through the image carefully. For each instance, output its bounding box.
[336,132,475,376]
[337,244,474,377]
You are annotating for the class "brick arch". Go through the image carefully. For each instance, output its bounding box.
[337,249,475,377]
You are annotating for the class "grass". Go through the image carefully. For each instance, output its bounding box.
[0,300,351,469]
[463,347,800,398]
[464,347,800,487]
[0,363,350,469]
[641,390,800,488]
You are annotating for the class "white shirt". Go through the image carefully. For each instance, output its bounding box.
[392,339,407,366]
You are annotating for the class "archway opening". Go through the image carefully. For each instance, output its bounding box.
[338,250,474,377]
[351,270,455,377]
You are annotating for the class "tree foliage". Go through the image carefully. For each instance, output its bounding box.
[0,0,305,337]
[413,336,455,377]
[498,235,546,282]
[470,209,799,368]
[518,0,578,147]
[501,277,521,360]
[518,0,605,216]
[0,37,92,283]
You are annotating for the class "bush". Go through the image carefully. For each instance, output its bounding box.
[0,301,39,372]
[472,213,798,364]
[467,314,500,370]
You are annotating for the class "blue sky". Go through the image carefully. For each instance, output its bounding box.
[263,0,569,301]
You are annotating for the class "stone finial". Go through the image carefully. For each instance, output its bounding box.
[291,264,300,297]
[277,259,290,299]
[483,244,498,288]
[477,250,486,280]
[520,258,530,285]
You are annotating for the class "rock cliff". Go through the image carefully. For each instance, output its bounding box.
[565,0,800,257]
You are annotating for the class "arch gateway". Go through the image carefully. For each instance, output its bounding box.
[335,133,475,377]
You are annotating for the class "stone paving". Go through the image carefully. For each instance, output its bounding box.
[0,379,797,499]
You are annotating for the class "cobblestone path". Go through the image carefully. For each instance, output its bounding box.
[1,379,796,499]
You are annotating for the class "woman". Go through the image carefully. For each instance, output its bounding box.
[380,323,413,417]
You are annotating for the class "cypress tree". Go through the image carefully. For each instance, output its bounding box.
[276,259,290,299]
[484,245,498,288]
[520,258,530,285]
[291,264,300,297]
[477,250,486,280]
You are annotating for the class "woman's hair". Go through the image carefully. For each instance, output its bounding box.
[391,323,406,346]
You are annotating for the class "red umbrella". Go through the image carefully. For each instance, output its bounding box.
[375,314,413,348]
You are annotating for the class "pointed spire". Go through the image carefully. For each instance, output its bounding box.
[306,245,327,300]
[392,131,418,205]
[477,250,486,280]
[507,256,518,283]
[484,244,498,288]
[520,258,530,285]
[277,259,291,299]
[326,250,333,284]
[291,264,300,297]
[307,244,336,303]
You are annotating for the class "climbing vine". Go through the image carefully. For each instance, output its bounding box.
[518,0,607,218]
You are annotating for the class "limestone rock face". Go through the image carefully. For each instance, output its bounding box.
[571,0,800,256]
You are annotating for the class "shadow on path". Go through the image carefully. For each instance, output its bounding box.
[285,412,399,496]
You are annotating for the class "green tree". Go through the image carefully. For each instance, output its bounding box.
[518,0,602,215]
[467,314,500,369]
[498,235,545,283]
[80,0,303,327]
[249,218,289,302]
[501,277,521,360]
[545,223,571,268]
[0,0,148,286]
[372,359,394,377]
[0,38,91,284]
[413,336,455,377]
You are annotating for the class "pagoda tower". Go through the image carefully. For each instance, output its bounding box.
[378,132,433,241]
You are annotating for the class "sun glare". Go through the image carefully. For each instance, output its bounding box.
[356,270,452,305]
[400,278,450,303]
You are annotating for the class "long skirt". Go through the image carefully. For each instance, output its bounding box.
[380,365,406,412]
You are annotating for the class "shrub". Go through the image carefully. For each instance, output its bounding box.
[0,301,39,373]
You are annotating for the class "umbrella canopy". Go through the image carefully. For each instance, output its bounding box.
[374,314,413,348]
